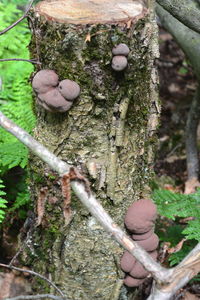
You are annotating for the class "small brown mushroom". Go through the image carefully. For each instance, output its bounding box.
[120,251,136,273]
[124,275,145,287]
[137,233,159,252]
[124,199,157,233]
[38,88,73,112]
[111,55,128,72]
[112,43,130,56]
[37,97,54,112]
[132,228,154,241]
[58,79,80,101]
[130,261,149,279]
[32,70,59,94]
[149,250,158,261]
[126,220,154,234]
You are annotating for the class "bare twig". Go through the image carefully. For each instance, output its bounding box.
[0,263,65,298]
[0,111,169,282]
[0,111,200,300]
[4,294,63,300]
[0,58,41,64]
[0,111,70,176]
[148,242,200,300]
[0,0,35,36]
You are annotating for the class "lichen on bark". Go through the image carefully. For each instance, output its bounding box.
[24,1,160,299]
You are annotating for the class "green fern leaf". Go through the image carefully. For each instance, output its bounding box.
[153,189,200,242]
[0,179,8,223]
[9,190,30,212]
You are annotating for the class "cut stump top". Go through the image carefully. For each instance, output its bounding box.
[35,0,146,25]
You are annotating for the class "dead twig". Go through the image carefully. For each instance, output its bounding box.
[0,0,35,36]
[0,111,169,282]
[0,58,41,64]
[4,294,64,300]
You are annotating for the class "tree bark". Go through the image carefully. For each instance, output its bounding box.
[24,1,159,299]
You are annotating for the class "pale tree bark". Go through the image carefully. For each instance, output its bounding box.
[20,1,159,299]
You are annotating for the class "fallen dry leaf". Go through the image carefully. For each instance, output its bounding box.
[0,272,32,298]
[179,216,195,224]
[168,238,186,254]
[85,33,91,43]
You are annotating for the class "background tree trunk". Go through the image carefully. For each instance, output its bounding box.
[24,1,159,299]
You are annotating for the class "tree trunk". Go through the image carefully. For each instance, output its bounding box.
[24,1,159,299]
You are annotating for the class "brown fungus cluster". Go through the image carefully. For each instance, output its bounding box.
[111,43,130,72]
[120,199,159,288]
[32,70,80,112]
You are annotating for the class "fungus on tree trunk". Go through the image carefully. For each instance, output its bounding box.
[32,70,80,112]
[112,43,130,56]
[121,199,159,287]
[25,0,159,298]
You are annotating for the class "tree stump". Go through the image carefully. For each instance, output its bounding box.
[26,0,159,299]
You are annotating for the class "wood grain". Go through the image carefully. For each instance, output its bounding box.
[35,0,146,24]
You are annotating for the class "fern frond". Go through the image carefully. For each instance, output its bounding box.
[0,142,28,169]
[168,240,198,266]
[9,190,30,212]
[0,179,8,223]
[0,1,33,220]
[153,189,200,242]
[182,219,200,241]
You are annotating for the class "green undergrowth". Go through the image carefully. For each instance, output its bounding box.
[0,0,36,222]
[153,188,200,268]
[0,178,8,222]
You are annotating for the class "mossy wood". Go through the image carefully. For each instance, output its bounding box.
[26,0,159,299]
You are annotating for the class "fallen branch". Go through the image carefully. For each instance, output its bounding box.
[0,111,169,282]
[0,263,65,298]
[0,58,41,64]
[0,111,200,300]
[4,294,63,300]
[0,0,35,36]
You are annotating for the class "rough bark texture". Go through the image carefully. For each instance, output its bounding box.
[23,1,159,299]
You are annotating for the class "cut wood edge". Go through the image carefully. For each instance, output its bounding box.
[35,0,147,25]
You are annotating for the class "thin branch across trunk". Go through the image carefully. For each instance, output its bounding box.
[0,58,41,64]
[0,0,35,36]
[4,294,64,300]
